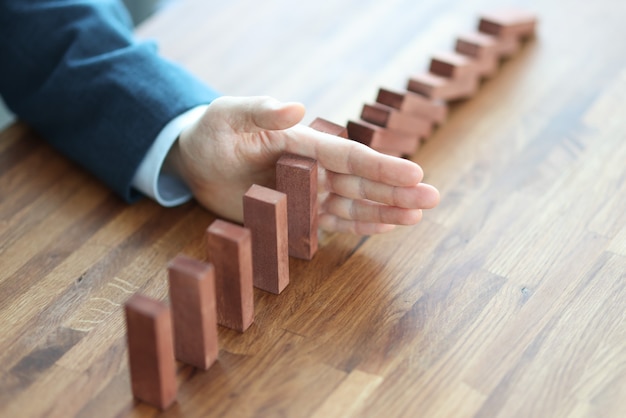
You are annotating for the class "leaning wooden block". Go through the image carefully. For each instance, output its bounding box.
[478,9,537,40]
[376,87,447,124]
[309,117,349,138]
[125,293,177,410]
[455,32,499,78]
[478,9,537,58]
[407,73,446,100]
[485,33,521,58]
[243,185,289,294]
[168,254,218,370]
[347,119,419,156]
[407,72,479,102]
[429,51,477,79]
[276,154,318,261]
[361,103,432,138]
[206,219,254,332]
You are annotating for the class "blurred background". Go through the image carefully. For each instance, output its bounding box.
[0,0,175,130]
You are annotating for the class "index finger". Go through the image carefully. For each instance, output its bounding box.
[284,124,424,187]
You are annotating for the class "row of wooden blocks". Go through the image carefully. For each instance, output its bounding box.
[313,8,538,157]
[125,153,320,409]
[123,8,538,410]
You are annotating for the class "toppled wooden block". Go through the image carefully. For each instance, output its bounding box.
[243,185,289,294]
[309,117,349,138]
[376,88,447,125]
[361,103,432,138]
[125,293,177,410]
[276,154,318,261]
[429,51,477,79]
[206,219,254,332]
[168,254,218,370]
[407,72,479,101]
[455,31,499,78]
[347,119,419,156]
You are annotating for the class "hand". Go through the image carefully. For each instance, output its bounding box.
[167,96,440,235]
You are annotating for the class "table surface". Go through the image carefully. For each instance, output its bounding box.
[1,0,625,417]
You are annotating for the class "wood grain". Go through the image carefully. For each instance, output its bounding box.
[1,0,626,417]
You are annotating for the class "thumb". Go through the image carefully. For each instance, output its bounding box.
[213,96,306,133]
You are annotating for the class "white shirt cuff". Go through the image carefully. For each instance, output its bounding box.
[131,105,209,206]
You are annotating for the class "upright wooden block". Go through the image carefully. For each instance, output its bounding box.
[124,294,177,410]
[376,87,448,124]
[407,72,479,102]
[347,120,419,156]
[206,219,254,332]
[309,117,349,138]
[361,103,432,138]
[168,254,218,370]
[276,154,318,261]
[455,32,499,78]
[429,51,477,79]
[243,185,289,294]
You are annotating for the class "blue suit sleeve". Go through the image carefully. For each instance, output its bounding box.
[0,0,221,201]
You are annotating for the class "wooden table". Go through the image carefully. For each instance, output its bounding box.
[1,0,625,417]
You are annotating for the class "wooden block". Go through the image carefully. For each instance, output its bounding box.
[407,72,479,102]
[124,294,177,410]
[478,9,537,40]
[168,254,218,370]
[455,32,499,78]
[376,87,448,124]
[361,103,432,138]
[276,154,318,261]
[243,185,289,294]
[206,219,254,332]
[455,31,498,57]
[309,117,349,138]
[408,72,446,99]
[478,9,536,58]
[489,34,521,58]
[429,51,477,79]
[347,119,419,156]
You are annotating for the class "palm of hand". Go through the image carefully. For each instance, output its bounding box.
[173,96,439,235]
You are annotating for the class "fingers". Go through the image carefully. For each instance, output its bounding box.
[286,124,424,187]
[318,214,397,235]
[323,170,440,209]
[209,96,306,133]
[321,193,423,225]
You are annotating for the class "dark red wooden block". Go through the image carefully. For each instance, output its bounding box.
[361,102,432,138]
[478,9,537,58]
[407,72,479,102]
[206,219,254,332]
[347,119,419,156]
[429,51,477,79]
[492,34,522,58]
[168,254,218,370]
[455,32,499,78]
[243,185,289,294]
[478,9,537,39]
[309,117,349,138]
[376,88,448,124]
[276,154,318,260]
[125,293,177,410]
